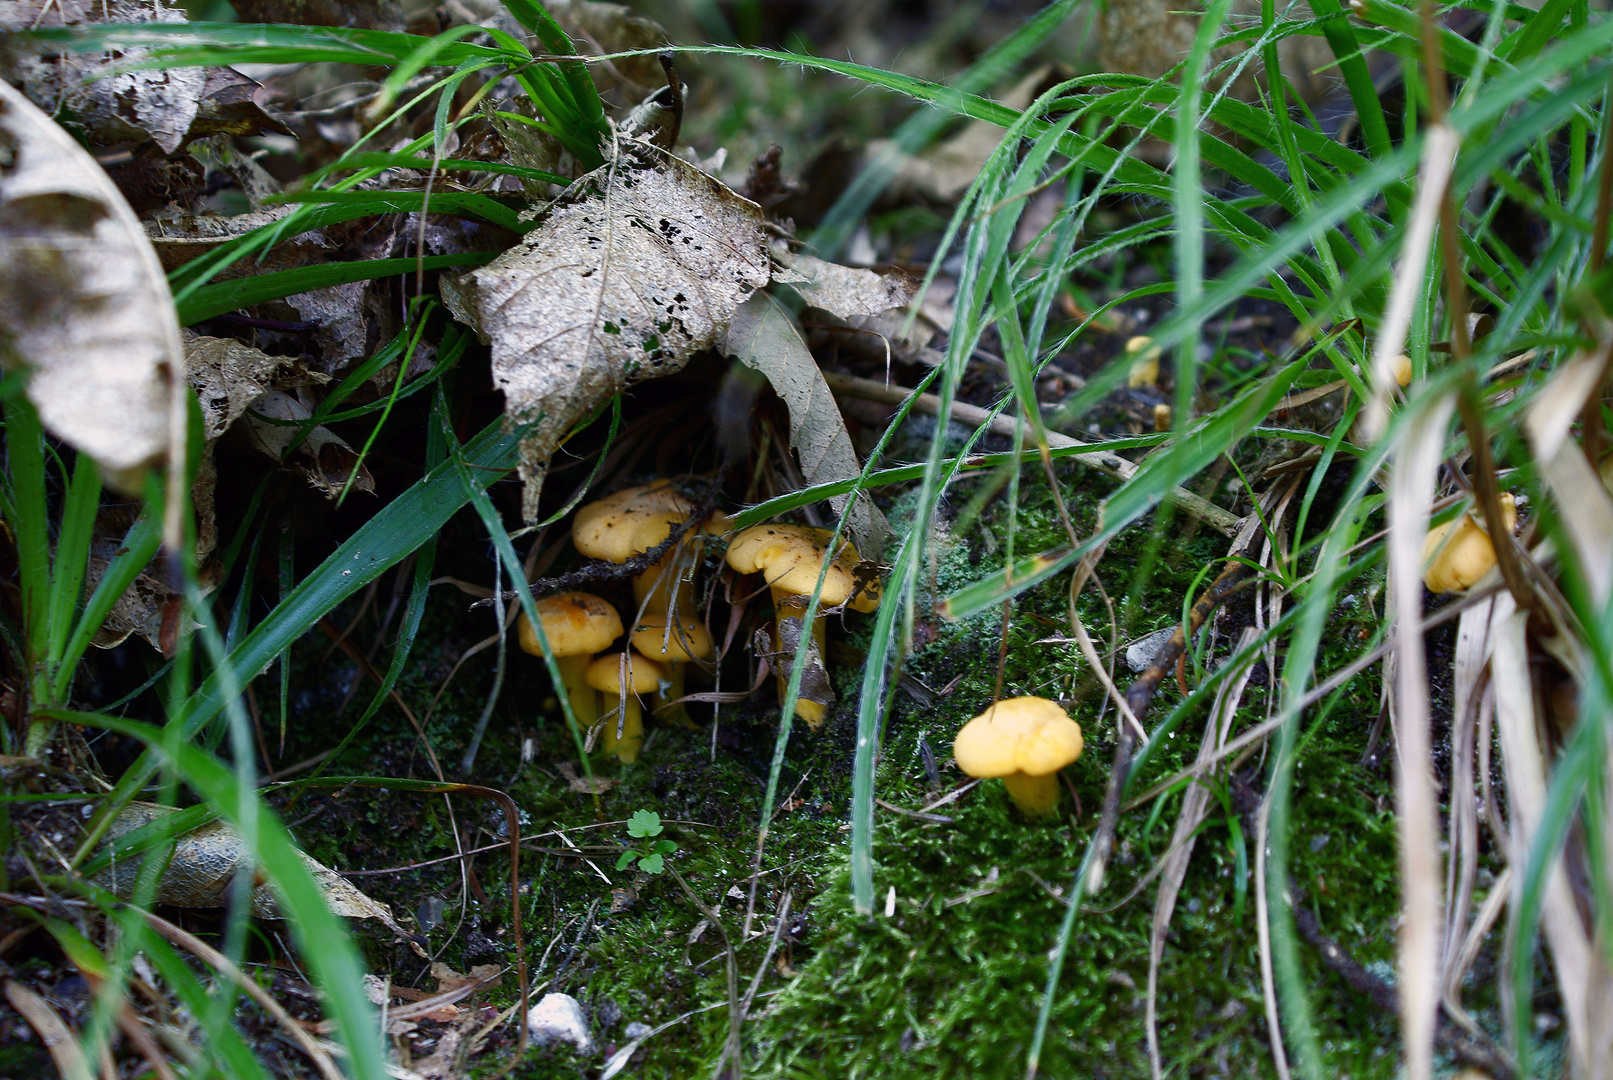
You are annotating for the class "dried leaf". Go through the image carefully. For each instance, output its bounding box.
[556,760,618,794]
[443,138,772,521]
[185,333,309,439]
[722,294,887,554]
[1525,339,1613,608]
[0,77,179,492]
[85,531,194,652]
[774,246,915,320]
[187,66,295,142]
[240,389,374,499]
[1,0,206,155]
[97,803,421,951]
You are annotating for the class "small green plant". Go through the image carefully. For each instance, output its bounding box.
[616,810,676,875]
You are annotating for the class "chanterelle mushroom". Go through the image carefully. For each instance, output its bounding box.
[631,612,714,727]
[585,650,664,763]
[1422,493,1517,593]
[519,592,623,732]
[953,697,1084,818]
[573,482,715,616]
[725,524,880,729]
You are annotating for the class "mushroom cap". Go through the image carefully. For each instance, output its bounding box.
[726,525,881,610]
[520,592,622,657]
[584,651,665,694]
[1422,493,1517,593]
[573,483,693,564]
[954,697,1084,779]
[631,614,715,663]
[1389,353,1414,388]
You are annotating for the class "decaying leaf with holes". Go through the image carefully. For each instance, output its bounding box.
[443,138,772,522]
[0,77,180,493]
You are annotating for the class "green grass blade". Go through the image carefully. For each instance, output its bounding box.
[267,189,527,234]
[41,453,101,671]
[175,252,495,324]
[15,20,511,68]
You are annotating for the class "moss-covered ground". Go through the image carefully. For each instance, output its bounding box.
[262,439,1463,1080]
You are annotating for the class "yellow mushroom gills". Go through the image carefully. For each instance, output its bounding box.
[954,697,1084,818]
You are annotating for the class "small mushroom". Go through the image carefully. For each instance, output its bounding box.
[953,697,1084,818]
[1422,492,1517,593]
[1389,353,1414,388]
[1125,335,1162,388]
[726,524,880,729]
[631,612,714,727]
[518,592,623,732]
[584,650,664,763]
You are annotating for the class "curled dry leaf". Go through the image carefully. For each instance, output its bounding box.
[773,245,916,321]
[97,803,422,951]
[722,294,887,555]
[241,389,375,499]
[0,77,179,492]
[444,138,772,521]
[186,333,311,439]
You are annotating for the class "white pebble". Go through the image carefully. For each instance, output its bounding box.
[526,992,594,1055]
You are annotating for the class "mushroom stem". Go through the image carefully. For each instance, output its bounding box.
[585,651,663,764]
[555,654,598,731]
[601,694,645,763]
[1002,773,1061,818]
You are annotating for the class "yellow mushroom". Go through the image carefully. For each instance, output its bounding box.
[953,697,1084,818]
[584,650,664,763]
[630,612,715,727]
[573,482,710,617]
[518,592,623,732]
[1422,493,1517,593]
[1389,353,1414,388]
[1126,335,1162,388]
[725,524,881,729]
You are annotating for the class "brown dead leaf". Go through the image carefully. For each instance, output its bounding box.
[185,333,309,439]
[556,760,618,794]
[443,137,772,521]
[1,0,206,154]
[0,77,180,493]
[187,66,295,142]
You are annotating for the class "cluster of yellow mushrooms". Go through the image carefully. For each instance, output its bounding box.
[514,481,1087,819]
[517,482,882,763]
[521,470,1515,831]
